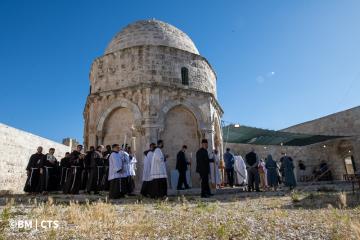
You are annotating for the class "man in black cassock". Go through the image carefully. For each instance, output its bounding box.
[245,149,260,192]
[196,139,214,198]
[63,145,83,194]
[59,152,70,190]
[81,146,94,190]
[101,145,112,191]
[86,145,104,194]
[176,145,190,190]
[24,146,45,194]
[40,148,59,193]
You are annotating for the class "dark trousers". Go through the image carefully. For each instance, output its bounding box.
[177,170,189,189]
[226,168,234,186]
[247,167,260,191]
[200,173,211,197]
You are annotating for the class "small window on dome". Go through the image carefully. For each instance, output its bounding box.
[181,67,189,86]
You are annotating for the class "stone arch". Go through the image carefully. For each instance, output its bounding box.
[158,99,206,130]
[101,107,135,146]
[96,99,142,133]
[96,99,142,145]
[160,105,201,187]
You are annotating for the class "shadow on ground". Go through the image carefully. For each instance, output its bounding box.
[287,191,360,209]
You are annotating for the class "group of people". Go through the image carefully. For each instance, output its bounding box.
[24,144,137,197]
[141,139,215,198]
[24,138,218,199]
[219,148,297,191]
[24,139,298,200]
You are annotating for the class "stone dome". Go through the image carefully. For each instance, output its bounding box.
[105,19,199,55]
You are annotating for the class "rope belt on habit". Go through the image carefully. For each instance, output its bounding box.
[29,168,39,187]
[60,168,64,185]
[64,168,70,183]
[71,166,81,191]
[44,166,53,190]
[97,166,104,186]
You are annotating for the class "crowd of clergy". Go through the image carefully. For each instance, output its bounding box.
[23,144,138,198]
[24,139,297,199]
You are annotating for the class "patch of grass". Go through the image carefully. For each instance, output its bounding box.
[291,191,301,203]
[194,201,218,213]
[337,192,347,209]
[154,200,172,212]
[0,207,11,223]
[1,191,359,239]
[350,220,360,239]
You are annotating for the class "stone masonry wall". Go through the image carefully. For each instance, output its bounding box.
[0,123,70,193]
[227,107,360,181]
[90,46,217,97]
[283,106,360,175]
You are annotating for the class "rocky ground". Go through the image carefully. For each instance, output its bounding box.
[0,185,359,239]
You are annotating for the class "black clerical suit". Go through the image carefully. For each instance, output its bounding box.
[196,148,213,197]
[176,150,189,189]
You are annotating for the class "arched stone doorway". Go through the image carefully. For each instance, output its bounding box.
[161,105,201,187]
[102,107,135,146]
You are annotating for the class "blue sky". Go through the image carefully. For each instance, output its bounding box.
[0,0,359,143]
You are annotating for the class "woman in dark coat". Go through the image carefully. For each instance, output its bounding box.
[265,154,278,191]
[280,154,297,190]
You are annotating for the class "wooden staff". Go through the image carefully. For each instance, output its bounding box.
[132,137,136,152]
[123,133,127,149]
[210,151,216,189]
[212,154,217,189]
[189,152,193,186]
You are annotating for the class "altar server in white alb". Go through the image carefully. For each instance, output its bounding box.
[141,143,156,197]
[234,155,247,186]
[210,149,222,188]
[108,144,127,199]
[149,140,168,199]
